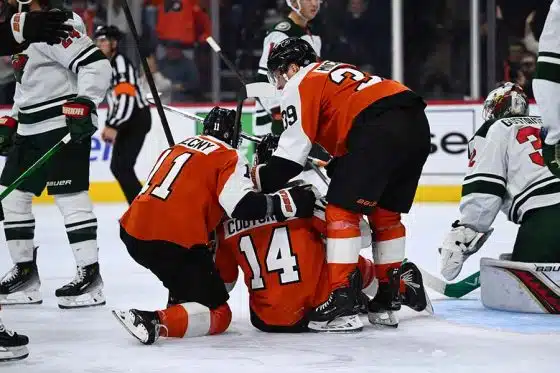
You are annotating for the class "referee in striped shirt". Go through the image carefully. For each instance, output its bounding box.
[94,25,151,204]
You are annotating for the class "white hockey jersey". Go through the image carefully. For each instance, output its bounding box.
[459,116,560,231]
[11,12,111,136]
[254,18,321,135]
[533,0,560,145]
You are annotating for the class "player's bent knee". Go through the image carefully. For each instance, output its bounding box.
[480,257,560,314]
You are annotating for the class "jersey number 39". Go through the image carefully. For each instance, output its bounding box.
[239,226,300,290]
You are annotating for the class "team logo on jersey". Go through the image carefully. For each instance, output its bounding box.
[11,53,28,84]
[275,21,291,32]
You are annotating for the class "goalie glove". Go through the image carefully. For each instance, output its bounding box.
[0,116,17,156]
[62,97,97,143]
[270,184,318,222]
[439,220,493,281]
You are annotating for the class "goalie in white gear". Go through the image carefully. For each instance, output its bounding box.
[439,82,560,313]
[0,0,112,309]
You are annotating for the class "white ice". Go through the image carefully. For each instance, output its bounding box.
[0,203,558,373]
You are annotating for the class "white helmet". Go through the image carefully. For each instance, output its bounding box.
[482,82,529,122]
[286,0,321,21]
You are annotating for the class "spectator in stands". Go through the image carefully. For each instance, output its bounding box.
[152,0,212,101]
[502,40,525,84]
[516,52,536,99]
[139,47,174,104]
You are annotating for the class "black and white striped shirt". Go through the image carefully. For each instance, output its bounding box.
[106,53,148,128]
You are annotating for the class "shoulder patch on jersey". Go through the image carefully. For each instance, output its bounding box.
[275,21,292,32]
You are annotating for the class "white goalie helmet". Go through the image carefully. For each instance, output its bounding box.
[286,0,322,21]
[482,82,529,122]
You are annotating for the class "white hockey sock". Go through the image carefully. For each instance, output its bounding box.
[1,189,36,263]
[55,192,98,267]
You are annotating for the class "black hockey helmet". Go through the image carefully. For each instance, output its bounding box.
[254,134,280,166]
[202,107,239,148]
[267,37,318,86]
[483,82,529,121]
[93,25,123,41]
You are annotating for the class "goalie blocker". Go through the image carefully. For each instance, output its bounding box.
[480,257,560,314]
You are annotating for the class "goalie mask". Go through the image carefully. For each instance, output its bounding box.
[202,107,239,148]
[483,82,529,121]
[267,37,318,88]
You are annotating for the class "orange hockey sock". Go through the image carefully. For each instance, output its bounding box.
[157,302,231,338]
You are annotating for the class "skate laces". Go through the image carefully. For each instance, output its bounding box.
[401,269,420,294]
[317,293,334,312]
[68,266,86,286]
[0,265,20,284]
[0,323,15,337]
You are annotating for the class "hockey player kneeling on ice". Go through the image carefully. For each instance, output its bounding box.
[112,108,318,344]
[0,0,112,309]
[439,82,560,314]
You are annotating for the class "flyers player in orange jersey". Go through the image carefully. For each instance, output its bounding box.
[111,107,318,345]
[215,137,378,333]
[251,38,432,331]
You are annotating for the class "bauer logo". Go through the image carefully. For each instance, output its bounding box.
[535,265,560,272]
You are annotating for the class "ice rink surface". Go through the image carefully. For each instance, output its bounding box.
[0,203,558,373]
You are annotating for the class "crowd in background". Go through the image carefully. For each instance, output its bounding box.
[0,0,553,104]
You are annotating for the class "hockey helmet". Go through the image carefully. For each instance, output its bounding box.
[93,25,123,41]
[253,134,280,166]
[267,37,318,87]
[202,107,239,148]
[483,82,529,121]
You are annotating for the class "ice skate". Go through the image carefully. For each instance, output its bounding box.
[308,269,363,332]
[55,262,105,309]
[368,267,401,327]
[112,309,165,345]
[0,260,42,305]
[0,321,29,362]
[401,261,434,314]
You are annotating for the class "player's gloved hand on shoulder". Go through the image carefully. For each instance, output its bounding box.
[12,11,73,45]
[254,134,280,165]
[0,116,17,156]
[270,184,318,222]
[540,127,560,178]
[439,221,493,281]
[62,97,97,143]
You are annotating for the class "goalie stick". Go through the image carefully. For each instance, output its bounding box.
[419,268,481,298]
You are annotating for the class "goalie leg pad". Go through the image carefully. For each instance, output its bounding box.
[480,257,560,314]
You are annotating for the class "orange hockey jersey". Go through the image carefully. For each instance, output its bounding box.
[274,61,419,165]
[120,135,254,249]
[215,202,330,328]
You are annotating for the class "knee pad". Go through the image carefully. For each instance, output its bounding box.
[54,192,95,225]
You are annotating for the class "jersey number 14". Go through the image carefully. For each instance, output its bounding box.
[239,226,300,290]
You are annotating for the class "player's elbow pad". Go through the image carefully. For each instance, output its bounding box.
[231,192,268,220]
[259,156,303,193]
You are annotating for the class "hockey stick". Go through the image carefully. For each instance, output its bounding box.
[120,0,174,147]
[419,268,481,298]
[146,99,328,168]
[206,36,272,116]
[0,133,71,202]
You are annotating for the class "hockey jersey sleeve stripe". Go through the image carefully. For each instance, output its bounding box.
[19,94,77,112]
[510,180,560,222]
[535,60,560,83]
[509,176,560,221]
[463,173,506,184]
[18,105,64,124]
[68,45,96,73]
[462,180,506,198]
[74,49,106,72]
[538,51,560,60]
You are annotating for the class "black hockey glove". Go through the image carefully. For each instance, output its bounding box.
[18,11,73,45]
[254,134,280,166]
[0,116,17,156]
[62,97,97,143]
[271,184,317,222]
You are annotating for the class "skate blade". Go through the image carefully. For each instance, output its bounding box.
[308,315,363,333]
[57,289,105,309]
[111,310,151,344]
[0,290,42,305]
[368,311,399,328]
[424,292,434,315]
[0,346,29,362]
